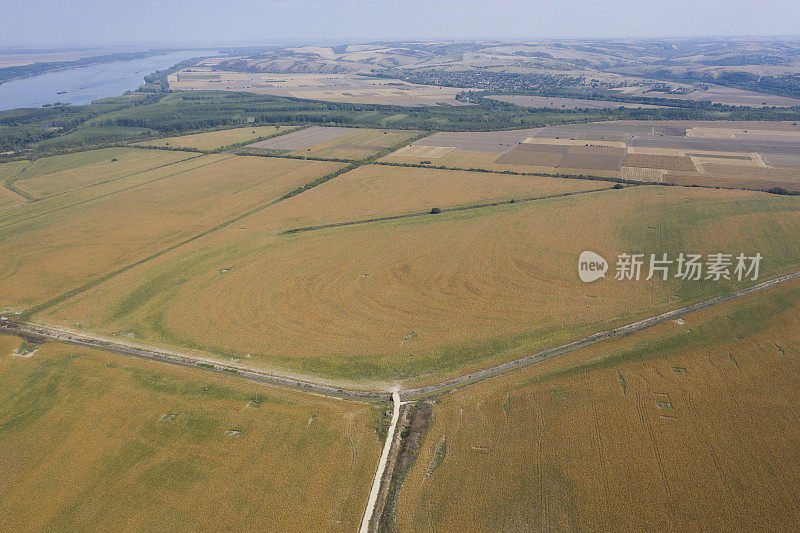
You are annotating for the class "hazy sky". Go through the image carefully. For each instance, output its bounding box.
[2,0,799,47]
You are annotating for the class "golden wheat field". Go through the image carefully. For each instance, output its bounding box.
[0,154,343,309]
[0,340,380,531]
[41,185,800,383]
[137,126,287,151]
[2,148,195,198]
[234,164,608,231]
[289,129,418,159]
[396,278,800,531]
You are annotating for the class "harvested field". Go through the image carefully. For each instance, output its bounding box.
[490,95,668,110]
[558,146,626,172]
[496,145,564,167]
[619,167,664,182]
[381,149,559,175]
[396,279,800,531]
[289,129,418,160]
[0,154,343,309]
[246,126,354,151]
[235,164,607,231]
[629,135,800,156]
[389,145,456,159]
[761,153,800,167]
[414,130,540,154]
[623,153,696,171]
[168,71,471,106]
[4,148,194,199]
[665,163,800,191]
[136,126,286,151]
[41,186,800,383]
[0,342,379,531]
[613,84,800,107]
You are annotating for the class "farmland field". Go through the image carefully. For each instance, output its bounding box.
[0,148,195,199]
[0,154,343,310]
[490,94,669,109]
[38,184,800,383]
[0,341,380,531]
[382,120,800,190]
[243,164,608,231]
[244,126,419,160]
[395,278,800,531]
[136,126,288,151]
[168,70,472,106]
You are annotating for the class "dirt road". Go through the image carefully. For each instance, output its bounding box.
[2,269,799,402]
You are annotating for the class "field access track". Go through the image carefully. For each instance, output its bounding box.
[4,269,800,402]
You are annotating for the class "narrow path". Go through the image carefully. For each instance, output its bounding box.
[2,269,799,401]
[281,186,613,236]
[360,391,400,533]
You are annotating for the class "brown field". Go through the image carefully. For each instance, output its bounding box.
[0,155,343,309]
[381,149,563,175]
[556,145,626,172]
[665,163,800,191]
[496,145,565,167]
[40,185,800,384]
[2,148,195,199]
[414,130,540,154]
[623,153,696,171]
[396,278,800,531]
[246,126,355,151]
[136,126,287,151]
[0,341,379,531]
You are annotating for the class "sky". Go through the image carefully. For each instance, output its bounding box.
[1,0,799,47]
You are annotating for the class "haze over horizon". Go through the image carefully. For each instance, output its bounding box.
[2,0,799,48]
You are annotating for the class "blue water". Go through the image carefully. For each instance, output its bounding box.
[0,50,219,111]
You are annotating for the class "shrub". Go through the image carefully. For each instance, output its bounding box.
[430,207,441,214]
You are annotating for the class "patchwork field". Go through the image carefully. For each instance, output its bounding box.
[613,84,800,107]
[0,154,343,309]
[0,340,380,531]
[0,148,195,199]
[244,126,418,160]
[383,121,800,191]
[136,126,288,151]
[168,70,472,106]
[38,185,800,384]
[396,278,800,531]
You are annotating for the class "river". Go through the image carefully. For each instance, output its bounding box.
[0,50,218,111]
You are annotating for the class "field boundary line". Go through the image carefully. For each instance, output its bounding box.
[0,154,231,231]
[5,152,204,206]
[3,270,800,402]
[19,158,351,317]
[374,160,800,195]
[280,186,615,236]
[400,269,800,398]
